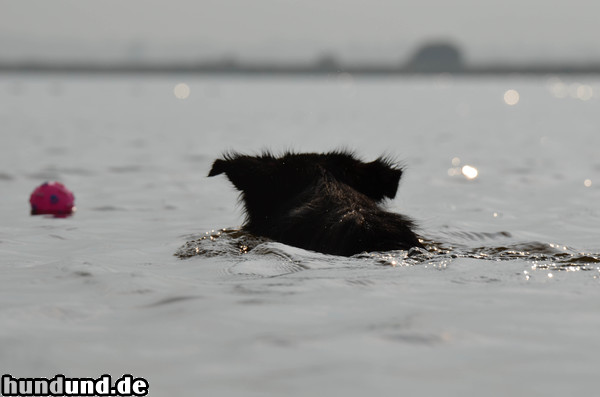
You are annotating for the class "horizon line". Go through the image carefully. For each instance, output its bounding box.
[3,60,600,75]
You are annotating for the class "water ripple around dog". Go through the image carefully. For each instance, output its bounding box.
[175,229,311,278]
[175,228,600,274]
[225,243,309,279]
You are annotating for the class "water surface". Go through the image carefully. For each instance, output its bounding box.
[1,74,599,396]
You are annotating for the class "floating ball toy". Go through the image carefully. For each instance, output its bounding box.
[30,181,75,216]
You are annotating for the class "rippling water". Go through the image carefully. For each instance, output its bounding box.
[177,227,600,275]
[1,74,599,396]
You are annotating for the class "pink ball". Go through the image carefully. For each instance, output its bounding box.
[30,181,75,216]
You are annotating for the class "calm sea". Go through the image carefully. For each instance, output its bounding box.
[1,74,599,396]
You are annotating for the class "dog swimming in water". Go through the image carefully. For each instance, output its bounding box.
[208,150,423,256]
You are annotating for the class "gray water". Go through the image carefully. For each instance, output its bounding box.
[1,74,599,396]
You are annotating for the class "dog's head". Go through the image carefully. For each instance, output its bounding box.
[208,150,403,205]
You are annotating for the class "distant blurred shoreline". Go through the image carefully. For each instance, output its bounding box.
[4,43,600,76]
[3,62,600,75]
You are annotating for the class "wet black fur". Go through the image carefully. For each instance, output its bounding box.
[208,150,423,256]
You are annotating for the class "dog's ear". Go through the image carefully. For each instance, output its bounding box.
[208,159,227,177]
[372,159,402,199]
[207,153,277,194]
[358,159,403,200]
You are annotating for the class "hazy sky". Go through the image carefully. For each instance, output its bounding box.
[1,0,599,64]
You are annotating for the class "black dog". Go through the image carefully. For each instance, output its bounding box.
[208,150,423,256]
